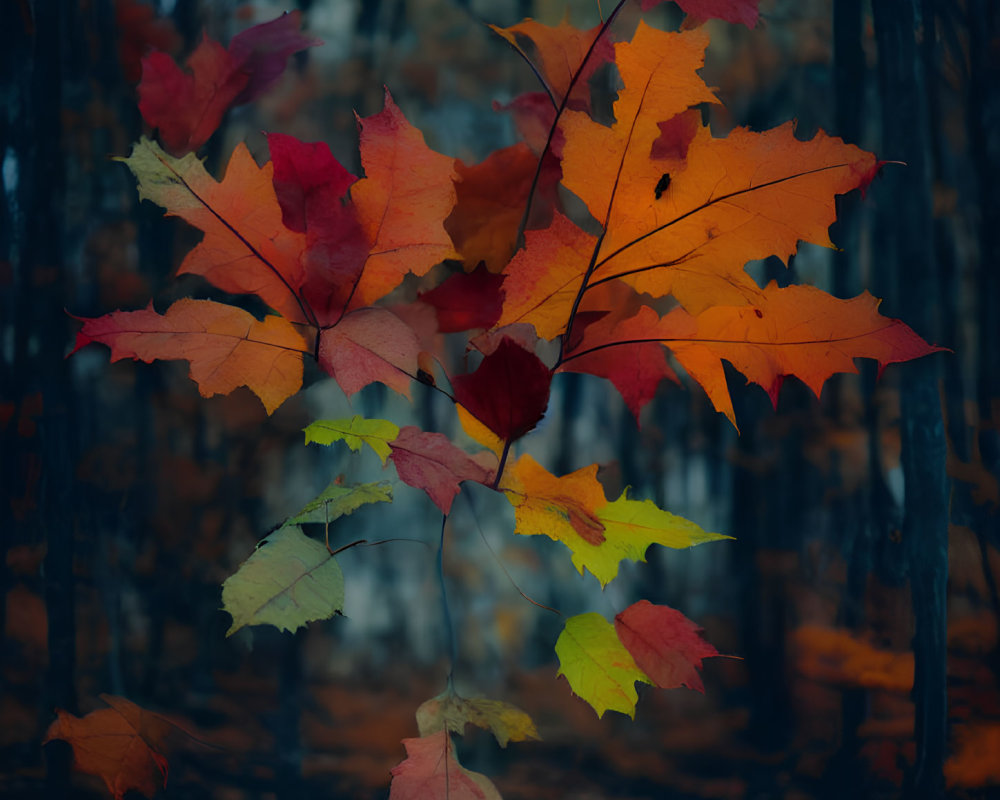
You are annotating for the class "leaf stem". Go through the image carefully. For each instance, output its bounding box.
[491,438,513,490]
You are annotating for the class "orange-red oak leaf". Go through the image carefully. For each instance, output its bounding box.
[267,132,369,325]
[317,307,419,399]
[73,298,306,414]
[614,600,721,693]
[451,337,552,442]
[500,453,606,546]
[495,211,597,340]
[349,91,459,309]
[563,283,944,426]
[489,18,614,109]
[118,137,311,324]
[389,427,493,513]
[138,12,319,155]
[418,266,505,333]
[389,730,501,800]
[445,142,559,272]
[641,0,760,28]
[43,695,177,800]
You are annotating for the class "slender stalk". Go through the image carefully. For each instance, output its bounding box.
[437,515,457,688]
[491,438,513,490]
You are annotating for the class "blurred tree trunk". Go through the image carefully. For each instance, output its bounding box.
[872,1,949,796]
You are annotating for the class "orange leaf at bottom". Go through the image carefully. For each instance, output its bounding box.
[43,695,174,799]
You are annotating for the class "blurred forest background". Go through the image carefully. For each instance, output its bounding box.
[2,0,999,798]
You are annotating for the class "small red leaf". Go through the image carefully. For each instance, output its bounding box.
[389,427,493,513]
[614,599,721,693]
[451,338,552,443]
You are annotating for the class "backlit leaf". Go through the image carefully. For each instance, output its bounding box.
[349,90,459,309]
[389,427,493,514]
[72,298,306,415]
[117,137,311,323]
[555,612,651,719]
[389,730,502,800]
[303,416,400,464]
[614,600,722,693]
[221,527,344,636]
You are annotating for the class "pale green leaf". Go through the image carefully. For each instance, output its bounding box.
[304,416,400,464]
[284,480,393,527]
[221,527,344,636]
[555,612,651,718]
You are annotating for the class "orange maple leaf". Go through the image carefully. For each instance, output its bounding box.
[561,282,944,426]
[43,695,179,800]
[72,299,307,414]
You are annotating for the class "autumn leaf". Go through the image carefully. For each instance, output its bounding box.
[389,730,502,800]
[117,137,312,324]
[419,266,506,333]
[283,480,393,527]
[502,455,728,586]
[945,722,1000,788]
[489,17,614,110]
[43,695,176,799]
[562,283,944,426]
[138,12,320,154]
[554,21,882,315]
[452,338,553,443]
[555,612,651,719]
[495,211,598,340]
[221,527,344,636]
[416,691,540,747]
[445,144,560,274]
[303,416,400,464]
[317,307,421,398]
[641,0,761,28]
[72,298,307,415]
[614,600,723,693]
[348,90,459,309]
[389,427,493,514]
[501,453,607,548]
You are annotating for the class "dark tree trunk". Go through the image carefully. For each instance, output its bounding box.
[872,2,950,796]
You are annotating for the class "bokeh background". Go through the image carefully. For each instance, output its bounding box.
[2,0,999,797]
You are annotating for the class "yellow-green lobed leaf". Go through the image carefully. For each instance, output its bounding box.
[284,480,392,526]
[416,692,540,748]
[304,416,400,464]
[582,491,733,586]
[555,612,651,718]
[221,527,344,636]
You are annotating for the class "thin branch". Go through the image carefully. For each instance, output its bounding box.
[463,491,561,616]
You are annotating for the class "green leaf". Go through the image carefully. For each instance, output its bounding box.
[416,691,540,748]
[304,415,401,464]
[284,480,393,526]
[221,527,344,636]
[555,612,651,719]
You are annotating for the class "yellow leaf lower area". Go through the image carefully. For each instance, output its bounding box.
[555,612,651,719]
